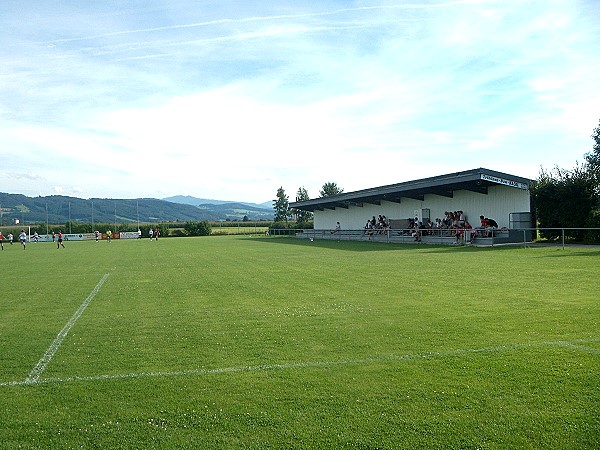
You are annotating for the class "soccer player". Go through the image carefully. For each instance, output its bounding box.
[57,231,65,249]
[0,231,4,250]
[19,230,27,249]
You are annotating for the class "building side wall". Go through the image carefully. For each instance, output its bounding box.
[313,185,530,230]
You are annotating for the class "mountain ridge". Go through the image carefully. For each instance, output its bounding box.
[0,192,274,225]
[163,195,272,210]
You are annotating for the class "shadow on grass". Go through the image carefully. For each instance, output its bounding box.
[532,249,600,258]
[247,236,490,253]
[246,236,600,256]
[247,236,398,252]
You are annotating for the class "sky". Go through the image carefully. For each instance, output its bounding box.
[1,0,599,204]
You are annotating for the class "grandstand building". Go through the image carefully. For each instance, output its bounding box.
[290,168,533,242]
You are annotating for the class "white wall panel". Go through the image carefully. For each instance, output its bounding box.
[314,185,530,229]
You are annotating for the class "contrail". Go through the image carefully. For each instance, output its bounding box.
[44,0,497,44]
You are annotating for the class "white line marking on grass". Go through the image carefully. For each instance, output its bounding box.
[552,341,600,354]
[24,273,110,385]
[1,336,596,388]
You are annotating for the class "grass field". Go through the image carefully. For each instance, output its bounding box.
[0,236,599,449]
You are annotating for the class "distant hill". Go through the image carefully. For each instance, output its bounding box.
[163,195,274,221]
[163,195,231,206]
[194,202,274,221]
[0,193,274,225]
[164,195,272,210]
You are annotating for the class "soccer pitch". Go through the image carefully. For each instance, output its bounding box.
[1,236,599,448]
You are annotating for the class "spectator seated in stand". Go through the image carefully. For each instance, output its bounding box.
[442,211,452,228]
[474,215,487,237]
[484,217,498,236]
[364,219,374,238]
[405,218,415,236]
[370,217,377,234]
[433,217,442,236]
[465,221,475,243]
[454,221,474,244]
[377,215,385,234]
[425,220,434,236]
[412,221,425,242]
[486,217,498,228]
[458,210,466,227]
[475,215,498,237]
[380,215,390,233]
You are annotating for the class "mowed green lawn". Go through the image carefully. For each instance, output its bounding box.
[0,236,598,449]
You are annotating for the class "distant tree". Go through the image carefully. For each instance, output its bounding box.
[184,221,211,236]
[293,186,313,224]
[273,187,290,223]
[295,186,310,203]
[242,215,249,222]
[319,182,343,197]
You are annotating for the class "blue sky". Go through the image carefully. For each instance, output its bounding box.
[1,0,599,203]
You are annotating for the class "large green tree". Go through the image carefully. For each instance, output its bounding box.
[585,119,600,189]
[531,165,596,239]
[531,119,600,241]
[586,119,600,162]
[273,186,290,223]
[319,182,343,197]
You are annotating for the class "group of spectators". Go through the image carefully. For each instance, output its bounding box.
[360,211,499,243]
[363,215,390,238]
[403,211,467,242]
[406,211,499,243]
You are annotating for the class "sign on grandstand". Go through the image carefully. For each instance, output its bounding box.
[481,174,528,190]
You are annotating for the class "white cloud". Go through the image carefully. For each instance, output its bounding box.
[1,0,599,202]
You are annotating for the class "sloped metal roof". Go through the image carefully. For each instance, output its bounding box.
[290,168,532,212]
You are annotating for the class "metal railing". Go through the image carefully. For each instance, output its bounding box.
[294,227,600,249]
